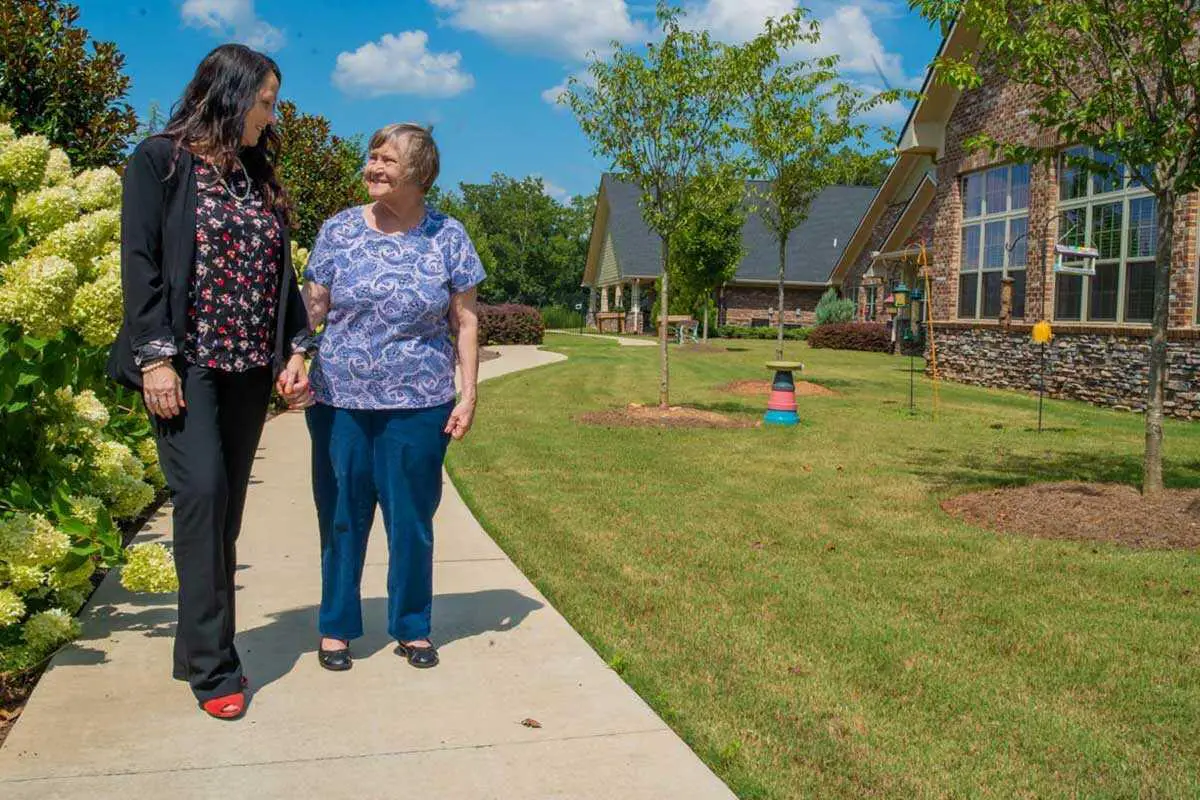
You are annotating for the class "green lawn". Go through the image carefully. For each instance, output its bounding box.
[446,333,1200,799]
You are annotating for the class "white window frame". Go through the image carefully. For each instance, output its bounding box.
[1055,146,1157,324]
[959,164,1030,320]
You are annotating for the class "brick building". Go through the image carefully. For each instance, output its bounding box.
[582,174,875,333]
[830,23,1200,419]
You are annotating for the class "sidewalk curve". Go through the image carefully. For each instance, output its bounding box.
[0,344,735,800]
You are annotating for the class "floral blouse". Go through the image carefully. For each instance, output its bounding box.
[183,160,282,372]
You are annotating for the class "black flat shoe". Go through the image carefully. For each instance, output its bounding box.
[318,641,352,671]
[396,640,439,669]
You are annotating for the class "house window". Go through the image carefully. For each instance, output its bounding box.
[1055,147,1157,323]
[959,164,1029,319]
[865,285,878,321]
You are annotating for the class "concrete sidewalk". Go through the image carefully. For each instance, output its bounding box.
[0,345,734,799]
[547,331,657,347]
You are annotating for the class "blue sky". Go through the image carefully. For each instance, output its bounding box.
[77,1,943,202]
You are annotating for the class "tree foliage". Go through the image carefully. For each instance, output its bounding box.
[0,0,138,168]
[568,1,747,406]
[909,0,1200,494]
[275,101,368,250]
[739,9,901,359]
[430,175,592,308]
[670,167,745,337]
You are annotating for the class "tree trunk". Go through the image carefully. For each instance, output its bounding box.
[703,302,709,342]
[776,235,788,361]
[659,234,670,409]
[1142,188,1175,495]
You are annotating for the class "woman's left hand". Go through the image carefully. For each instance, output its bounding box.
[277,353,311,408]
[444,398,475,440]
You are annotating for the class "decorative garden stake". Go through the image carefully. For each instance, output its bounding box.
[764,360,804,426]
[1032,320,1053,433]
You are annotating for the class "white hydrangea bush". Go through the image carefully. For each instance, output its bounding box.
[0,132,178,660]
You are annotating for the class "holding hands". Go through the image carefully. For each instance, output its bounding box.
[276,353,311,408]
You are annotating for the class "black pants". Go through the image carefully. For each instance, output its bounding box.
[153,364,272,701]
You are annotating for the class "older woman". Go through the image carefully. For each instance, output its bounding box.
[302,123,484,671]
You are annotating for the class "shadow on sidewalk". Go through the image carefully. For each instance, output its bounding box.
[70,589,544,692]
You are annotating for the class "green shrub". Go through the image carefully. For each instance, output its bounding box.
[478,304,544,345]
[0,132,174,665]
[540,305,584,330]
[807,322,892,353]
[814,288,856,326]
[715,325,812,341]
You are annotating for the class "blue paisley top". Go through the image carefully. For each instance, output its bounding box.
[305,206,486,410]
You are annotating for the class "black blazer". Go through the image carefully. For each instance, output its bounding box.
[106,136,308,390]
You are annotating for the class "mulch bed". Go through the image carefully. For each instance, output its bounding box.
[720,380,839,398]
[578,404,758,429]
[942,482,1200,550]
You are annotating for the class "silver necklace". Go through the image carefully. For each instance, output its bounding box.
[216,157,251,203]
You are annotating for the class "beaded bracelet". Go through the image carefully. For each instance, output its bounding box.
[141,359,174,375]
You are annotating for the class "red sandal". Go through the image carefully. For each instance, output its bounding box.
[200,677,249,720]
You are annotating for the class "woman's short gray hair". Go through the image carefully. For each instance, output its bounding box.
[369,122,440,193]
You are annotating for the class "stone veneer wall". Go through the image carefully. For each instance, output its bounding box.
[931,325,1200,419]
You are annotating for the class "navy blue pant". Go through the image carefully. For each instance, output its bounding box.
[306,402,453,643]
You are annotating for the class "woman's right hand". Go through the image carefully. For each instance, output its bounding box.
[142,364,186,418]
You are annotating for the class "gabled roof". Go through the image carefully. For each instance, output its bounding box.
[583,174,877,287]
[830,19,977,284]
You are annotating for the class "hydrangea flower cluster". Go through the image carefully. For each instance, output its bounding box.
[43,148,73,186]
[0,587,25,627]
[22,608,81,652]
[29,208,120,275]
[0,255,79,339]
[136,438,166,489]
[68,495,105,527]
[0,513,71,568]
[14,184,81,240]
[120,543,178,594]
[0,133,50,192]
[73,168,122,213]
[70,258,123,345]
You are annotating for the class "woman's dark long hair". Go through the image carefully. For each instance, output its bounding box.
[160,44,290,217]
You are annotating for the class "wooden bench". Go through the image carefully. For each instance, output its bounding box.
[658,315,698,344]
[595,311,625,334]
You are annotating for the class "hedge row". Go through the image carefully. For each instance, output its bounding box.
[715,325,812,341]
[478,304,544,345]
[806,323,892,353]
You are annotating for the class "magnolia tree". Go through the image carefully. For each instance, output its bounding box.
[568,2,747,407]
[739,11,899,360]
[0,127,176,669]
[910,0,1200,494]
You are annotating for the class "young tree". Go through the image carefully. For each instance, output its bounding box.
[0,0,138,167]
[275,101,368,249]
[740,11,895,360]
[910,0,1200,494]
[568,2,746,407]
[671,168,745,340]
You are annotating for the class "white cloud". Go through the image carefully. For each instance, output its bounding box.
[333,32,475,98]
[431,0,648,60]
[540,178,571,203]
[541,70,593,109]
[853,82,915,125]
[181,0,285,52]
[681,1,918,89]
